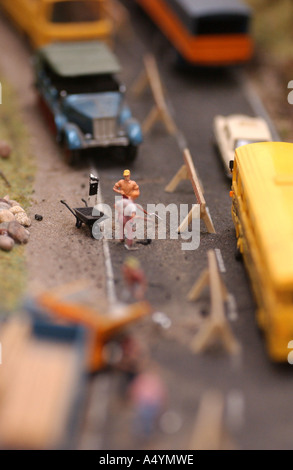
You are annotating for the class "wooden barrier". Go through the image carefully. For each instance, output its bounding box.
[165,148,216,234]
[104,0,134,40]
[132,54,178,135]
[189,390,235,450]
[188,250,241,356]
[0,169,10,187]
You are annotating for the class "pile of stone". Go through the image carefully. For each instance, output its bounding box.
[0,195,31,252]
[0,140,12,159]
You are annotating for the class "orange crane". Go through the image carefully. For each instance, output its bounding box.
[35,288,152,373]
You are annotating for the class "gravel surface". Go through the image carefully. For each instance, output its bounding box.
[0,15,107,305]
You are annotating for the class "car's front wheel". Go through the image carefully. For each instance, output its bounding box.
[62,141,80,166]
[124,144,138,163]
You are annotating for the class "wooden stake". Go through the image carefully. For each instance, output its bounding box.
[132,54,177,135]
[189,390,235,450]
[189,250,241,356]
[104,0,134,40]
[165,164,188,193]
[165,148,216,234]
[0,170,11,187]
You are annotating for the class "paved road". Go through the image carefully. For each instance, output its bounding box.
[81,3,293,451]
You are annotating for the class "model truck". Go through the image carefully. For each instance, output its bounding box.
[33,40,143,164]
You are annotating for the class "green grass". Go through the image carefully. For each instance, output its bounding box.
[0,78,35,313]
[247,0,293,65]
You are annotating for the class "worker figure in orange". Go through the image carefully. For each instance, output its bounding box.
[113,169,140,201]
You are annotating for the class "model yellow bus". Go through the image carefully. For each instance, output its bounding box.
[0,0,113,48]
[230,141,293,361]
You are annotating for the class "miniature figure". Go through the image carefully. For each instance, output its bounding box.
[128,367,167,439]
[122,257,147,301]
[115,197,138,250]
[113,333,149,394]
[113,169,140,201]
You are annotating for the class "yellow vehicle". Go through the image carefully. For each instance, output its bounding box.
[230,141,293,361]
[0,0,113,48]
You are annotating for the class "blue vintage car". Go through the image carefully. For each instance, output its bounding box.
[33,41,143,164]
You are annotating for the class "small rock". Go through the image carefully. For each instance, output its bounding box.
[0,235,15,251]
[0,202,11,211]
[0,198,12,206]
[7,220,30,244]
[35,214,43,221]
[0,141,11,159]
[14,212,31,227]
[3,195,19,207]
[9,205,31,227]
[0,209,15,223]
[9,205,25,215]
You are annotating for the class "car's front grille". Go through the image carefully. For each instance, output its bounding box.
[93,118,117,141]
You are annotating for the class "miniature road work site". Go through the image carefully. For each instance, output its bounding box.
[1,0,293,452]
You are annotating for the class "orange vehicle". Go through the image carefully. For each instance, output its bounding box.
[135,0,253,66]
[0,0,113,48]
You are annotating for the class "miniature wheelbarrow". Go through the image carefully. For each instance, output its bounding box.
[60,199,104,233]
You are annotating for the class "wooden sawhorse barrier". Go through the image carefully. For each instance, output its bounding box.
[189,390,236,450]
[165,148,216,234]
[188,249,241,356]
[132,53,178,136]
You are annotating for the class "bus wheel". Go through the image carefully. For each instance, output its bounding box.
[235,247,243,261]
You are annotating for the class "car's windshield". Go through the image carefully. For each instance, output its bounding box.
[51,1,101,23]
[43,62,120,94]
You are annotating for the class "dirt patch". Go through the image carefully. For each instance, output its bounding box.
[245,0,293,141]
[0,16,108,310]
[247,52,293,141]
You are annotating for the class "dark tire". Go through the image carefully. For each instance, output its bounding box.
[63,144,80,166]
[235,247,243,261]
[124,144,138,163]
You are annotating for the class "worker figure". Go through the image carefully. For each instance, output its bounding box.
[113,169,140,201]
[115,197,138,250]
[122,257,147,300]
[128,368,167,440]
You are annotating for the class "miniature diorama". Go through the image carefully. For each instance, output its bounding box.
[1,0,293,454]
